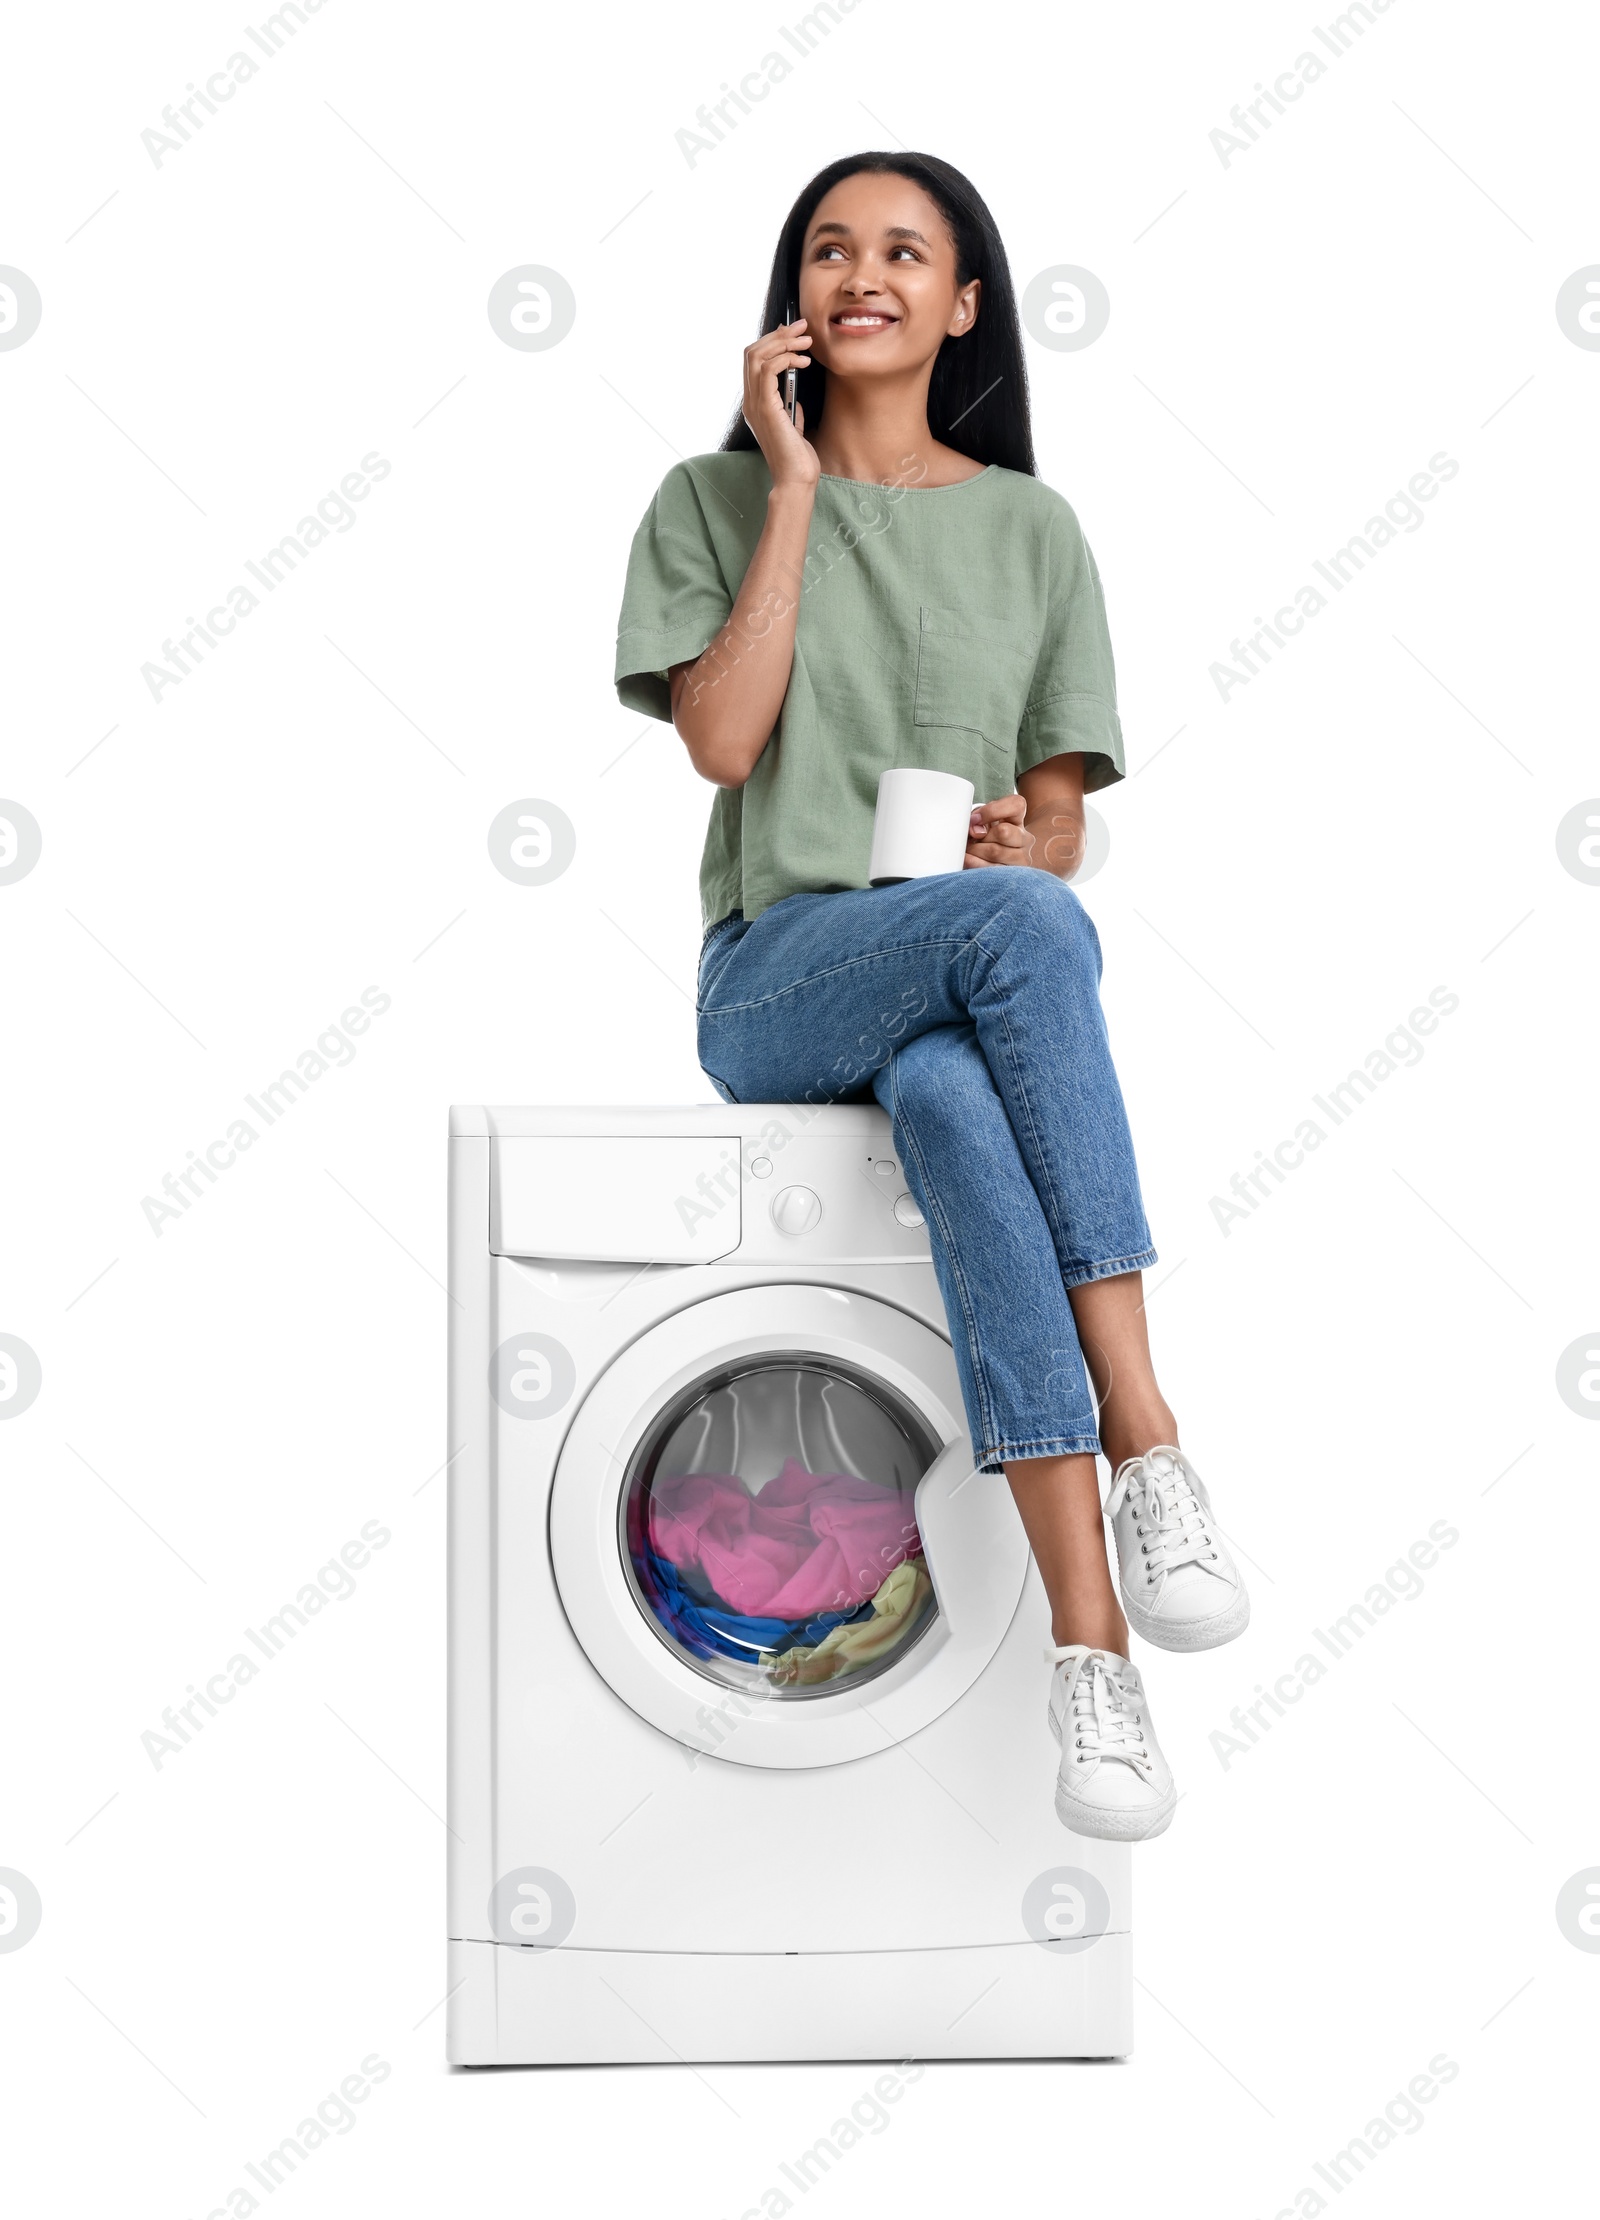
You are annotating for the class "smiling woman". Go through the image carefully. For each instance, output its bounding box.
[718,150,1035,482]
[611,150,1251,1844]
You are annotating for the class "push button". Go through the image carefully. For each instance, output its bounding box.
[771,1185,823,1236]
[893,1193,925,1228]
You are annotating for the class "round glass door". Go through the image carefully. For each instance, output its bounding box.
[620,1355,940,1700]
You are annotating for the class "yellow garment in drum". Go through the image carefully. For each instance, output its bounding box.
[763,1559,932,1688]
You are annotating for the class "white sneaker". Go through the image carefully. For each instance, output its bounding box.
[1105,1445,1249,1652]
[1046,1645,1177,1841]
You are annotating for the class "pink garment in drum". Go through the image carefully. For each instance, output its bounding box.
[646,1460,922,1620]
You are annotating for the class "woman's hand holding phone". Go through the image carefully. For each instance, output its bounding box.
[742,315,818,488]
[668,312,817,784]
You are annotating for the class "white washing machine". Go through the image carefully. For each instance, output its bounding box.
[447,1103,1132,2064]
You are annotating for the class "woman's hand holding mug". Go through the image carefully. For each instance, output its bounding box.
[964,794,1034,868]
[965,793,1086,877]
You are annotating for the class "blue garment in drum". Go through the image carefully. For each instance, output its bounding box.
[639,1546,872,1663]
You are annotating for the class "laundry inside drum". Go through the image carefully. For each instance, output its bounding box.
[620,1357,941,1702]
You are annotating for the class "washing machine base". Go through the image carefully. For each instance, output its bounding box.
[446,1934,1133,2064]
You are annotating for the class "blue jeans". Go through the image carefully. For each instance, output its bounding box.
[696,872,1158,1472]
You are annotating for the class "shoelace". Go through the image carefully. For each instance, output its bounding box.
[1056,1650,1153,1775]
[1105,1447,1220,1586]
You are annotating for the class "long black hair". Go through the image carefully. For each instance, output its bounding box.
[719,151,1037,477]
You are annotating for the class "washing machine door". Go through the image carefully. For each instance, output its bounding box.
[548,1284,1029,1769]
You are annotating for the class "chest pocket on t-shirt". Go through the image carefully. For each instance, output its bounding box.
[912,605,1040,771]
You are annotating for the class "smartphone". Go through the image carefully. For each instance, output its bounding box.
[783,296,799,423]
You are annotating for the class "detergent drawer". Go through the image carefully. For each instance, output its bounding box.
[490,1135,741,1262]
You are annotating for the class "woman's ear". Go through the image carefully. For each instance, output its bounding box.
[950,277,982,336]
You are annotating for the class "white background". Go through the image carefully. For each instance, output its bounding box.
[2,0,1595,2211]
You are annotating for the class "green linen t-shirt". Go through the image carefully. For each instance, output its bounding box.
[613,449,1125,926]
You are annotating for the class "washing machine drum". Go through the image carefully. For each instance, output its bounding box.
[623,1356,940,1699]
[548,1285,1029,1770]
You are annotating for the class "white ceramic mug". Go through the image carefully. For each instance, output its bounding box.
[868,767,975,885]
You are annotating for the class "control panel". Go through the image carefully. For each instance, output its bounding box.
[731,1121,930,1264]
